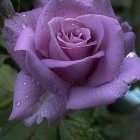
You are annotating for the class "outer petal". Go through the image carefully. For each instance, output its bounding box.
[120,22,135,55]
[35,0,115,53]
[14,28,70,96]
[24,94,67,126]
[67,80,128,110]
[121,22,133,33]
[9,72,45,120]
[25,51,70,95]
[92,0,116,18]
[118,57,140,84]
[42,51,104,81]
[45,0,116,20]
[124,32,136,56]
[14,27,35,73]
[3,8,41,72]
[84,15,124,86]
[67,57,140,110]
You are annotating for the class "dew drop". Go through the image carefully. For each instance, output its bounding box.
[26,95,29,98]
[21,100,24,103]
[24,82,27,86]
[17,102,20,106]
[48,104,51,108]
[22,24,26,29]
[22,14,26,17]
[41,19,44,23]
[66,18,72,21]
[28,34,32,37]
[126,52,136,58]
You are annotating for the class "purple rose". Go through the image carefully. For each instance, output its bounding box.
[2,0,140,126]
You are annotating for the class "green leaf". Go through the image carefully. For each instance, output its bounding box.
[0,106,59,140]
[0,64,17,92]
[0,122,35,140]
[31,120,59,140]
[0,64,16,109]
[0,35,6,48]
[0,54,9,67]
[103,124,122,138]
[68,109,94,126]
[59,120,104,140]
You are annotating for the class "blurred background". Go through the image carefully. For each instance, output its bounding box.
[0,0,140,140]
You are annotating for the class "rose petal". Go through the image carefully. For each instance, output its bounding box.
[77,14,104,53]
[82,15,124,86]
[56,20,88,48]
[26,51,70,95]
[24,94,67,126]
[93,0,116,18]
[124,32,136,56]
[42,51,104,81]
[3,8,41,73]
[118,57,140,84]
[45,0,116,20]
[121,22,132,33]
[67,57,140,110]
[9,72,45,120]
[67,80,128,110]
[62,43,96,60]
[14,27,35,73]
[58,28,91,48]
[35,17,83,59]
[48,18,71,60]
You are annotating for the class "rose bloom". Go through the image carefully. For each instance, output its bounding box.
[3,0,140,126]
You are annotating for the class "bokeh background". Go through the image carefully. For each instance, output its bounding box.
[0,0,140,140]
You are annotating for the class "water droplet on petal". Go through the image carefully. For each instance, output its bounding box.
[17,102,20,106]
[28,34,32,37]
[24,82,27,86]
[26,95,29,98]
[126,52,137,58]
[22,24,26,29]
[22,14,26,17]
[41,19,44,23]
